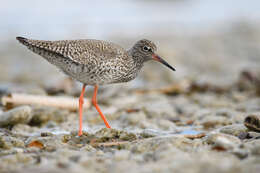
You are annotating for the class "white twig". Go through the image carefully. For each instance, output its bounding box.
[1,93,91,111]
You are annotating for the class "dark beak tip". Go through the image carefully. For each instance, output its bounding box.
[170,67,176,72]
[152,54,176,72]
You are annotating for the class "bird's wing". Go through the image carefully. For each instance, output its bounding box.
[17,37,128,65]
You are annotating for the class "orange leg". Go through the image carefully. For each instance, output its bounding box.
[78,84,86,136]
[92,85,111,128]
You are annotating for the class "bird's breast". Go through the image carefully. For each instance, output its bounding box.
[74,58,141,85]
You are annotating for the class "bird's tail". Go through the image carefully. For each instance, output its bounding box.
[16,36,30,46]
[15,36,74,70]
[16,36,57,63]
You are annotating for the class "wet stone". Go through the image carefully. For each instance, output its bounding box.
[0,106,32,127]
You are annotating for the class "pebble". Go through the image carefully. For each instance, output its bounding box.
[80,145,96,152]
[231,147,249,159]
[219,124,248,137]
[206,132,241,151]
[156,119,177,130]
[0,106,32,127]
[139,129,161,138]
[244,114,260,132]
[199,116,231,129]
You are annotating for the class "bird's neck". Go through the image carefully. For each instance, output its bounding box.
[127,48,145,68]
[124,49,144,79]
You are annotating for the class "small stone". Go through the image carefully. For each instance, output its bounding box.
[12,124,37,134]
[238,132,251,140]
[41,132,54,137]
[219,124,248,137]
[139,129,159,138]
[206,132,241,151]
[25,136,63,151]
[0,106,32,127]
[80,144,96,152]
[200,116,232,129]
[244,114,260,132]
[27,140,44,149]
[62,134,72,143]
[156,119,176,130]
[232,147,249,159]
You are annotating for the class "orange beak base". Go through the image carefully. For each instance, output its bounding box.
[152,54,176,71]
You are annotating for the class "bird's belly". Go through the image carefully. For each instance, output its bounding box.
[63,65,137,86]
[76,73,116,85]
[59,64,121,85]
[54,57,139,85]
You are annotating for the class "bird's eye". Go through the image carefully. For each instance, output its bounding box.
[143,46,151,52]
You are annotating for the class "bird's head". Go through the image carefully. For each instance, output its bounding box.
[131,39,176,72]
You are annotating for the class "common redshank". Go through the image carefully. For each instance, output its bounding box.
[16,37,176,136]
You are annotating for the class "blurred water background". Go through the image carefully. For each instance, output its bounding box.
[1,0,260,89]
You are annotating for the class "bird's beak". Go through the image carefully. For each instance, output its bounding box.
[152,54,176,71]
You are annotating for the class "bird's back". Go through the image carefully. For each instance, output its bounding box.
[16,37,128,64]
[16,37,136,85]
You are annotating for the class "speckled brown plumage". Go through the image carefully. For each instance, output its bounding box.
[17,37,167,85]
